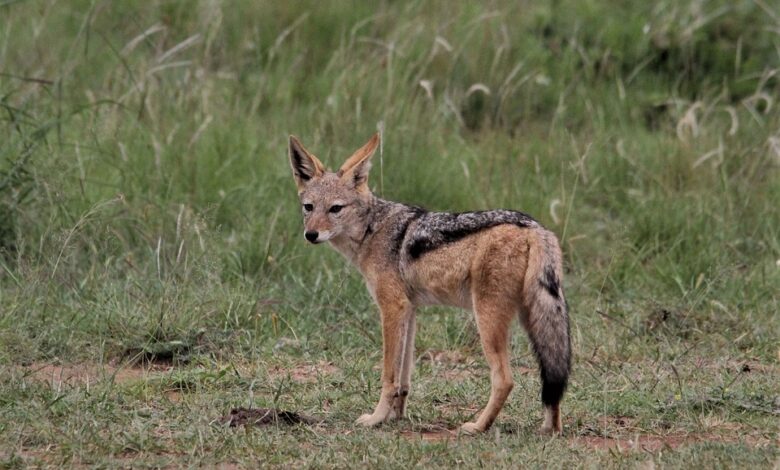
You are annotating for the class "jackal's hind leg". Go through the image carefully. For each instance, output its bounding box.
[540,404,562,435]
[460,297,515,434]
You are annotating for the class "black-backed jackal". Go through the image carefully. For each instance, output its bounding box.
[288,133,571,434]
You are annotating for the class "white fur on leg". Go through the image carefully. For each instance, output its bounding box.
[355,400,392,427]
[460,422,484,435]
[541,408,554,432]
[540,406,561,435]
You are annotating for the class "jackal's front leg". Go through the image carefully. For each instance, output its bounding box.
[390,310,416,419]
[356,290,414,428]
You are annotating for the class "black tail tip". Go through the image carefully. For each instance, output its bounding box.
[541,376,568,406]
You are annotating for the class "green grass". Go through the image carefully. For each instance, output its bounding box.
[1,0,778,467]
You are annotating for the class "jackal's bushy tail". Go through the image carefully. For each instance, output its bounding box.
[523,229,571,408]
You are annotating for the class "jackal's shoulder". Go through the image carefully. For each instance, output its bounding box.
[368,200,426,256]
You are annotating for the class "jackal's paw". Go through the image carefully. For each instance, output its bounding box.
[355,413,386,427]
[388,408,405,421]
[459,422,485,435]
[539,424,562,436]
[387,408,400,421]
[390,398,407,420]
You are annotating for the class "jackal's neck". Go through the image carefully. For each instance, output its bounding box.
[328,196,397,264]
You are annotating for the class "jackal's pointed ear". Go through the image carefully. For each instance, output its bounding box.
[289,136,325,190]
[338,133,379,193]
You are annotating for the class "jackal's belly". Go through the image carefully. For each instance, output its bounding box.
[401,249,474,309]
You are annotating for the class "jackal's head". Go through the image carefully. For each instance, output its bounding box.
[288,134,379,244]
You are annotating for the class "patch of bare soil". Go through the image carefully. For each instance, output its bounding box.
[18,362,152,387]
[268,360,340,383]
[401,424,458,442]
[221,407,320,427]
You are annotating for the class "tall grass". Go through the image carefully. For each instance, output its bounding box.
[4,0,777,353]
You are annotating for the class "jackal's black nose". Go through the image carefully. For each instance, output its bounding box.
[304,231,319,243]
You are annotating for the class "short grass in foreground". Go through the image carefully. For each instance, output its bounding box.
[2,346,777,467]
[1,0,779,468]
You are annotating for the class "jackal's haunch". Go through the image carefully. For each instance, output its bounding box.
[288,133,571,435]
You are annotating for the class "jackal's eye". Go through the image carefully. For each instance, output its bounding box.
[303,203,313,212]
[329,204,343,214]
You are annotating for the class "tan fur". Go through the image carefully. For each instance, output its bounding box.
[288,134,570,435]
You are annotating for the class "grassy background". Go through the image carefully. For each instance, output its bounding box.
[1,0,778,467]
